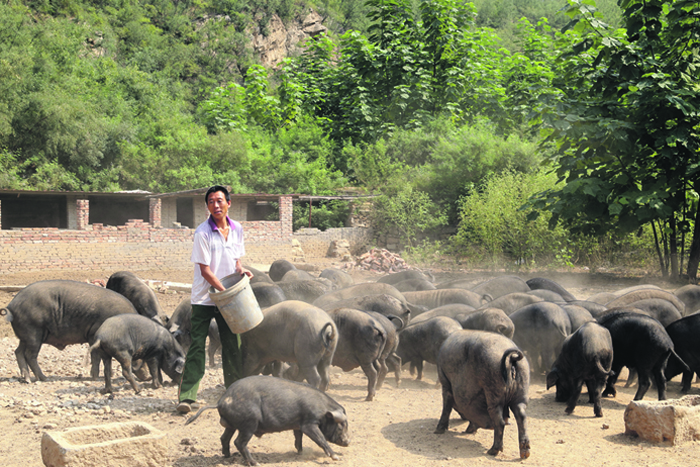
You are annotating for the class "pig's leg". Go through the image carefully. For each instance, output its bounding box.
[565,379,583,415]
[511,401,530,459]
[233,429,257,466]
[416,360,424,381]
[633,367,651,401]
[14,341,33,383]
[146,359,162,389]
[375,356,389,390]
[434,382,454,433]
[386,353,401,386]
[101,354,114,394]
[220,426,235,457]
[293,429,303,453]
[24,340,47,382]
[652,357,669,401]
[318,350,334,392]
[116,355,141,393]
[298,365,322,390]
[300,424,339,460]
[486,403,506,456]
[90,347,102,379]
[360,361,378,401]
[603,363,622,397]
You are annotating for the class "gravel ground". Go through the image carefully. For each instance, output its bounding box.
[0,265,698,467]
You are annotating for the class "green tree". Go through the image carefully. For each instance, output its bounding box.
[530,0,700,279]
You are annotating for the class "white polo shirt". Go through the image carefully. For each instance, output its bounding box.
[191,215,245,306]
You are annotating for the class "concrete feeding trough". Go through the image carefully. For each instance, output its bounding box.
[41,421,168,467]
[624,395,700,445]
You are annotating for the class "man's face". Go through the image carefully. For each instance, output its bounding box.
[207,190,230,222]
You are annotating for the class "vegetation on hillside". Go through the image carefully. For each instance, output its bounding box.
[2,0,699,279]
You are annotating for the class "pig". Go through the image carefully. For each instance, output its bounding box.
[185,375,349,466]
[561,304,596,332]
[250,282,287,308]
[664,314,700,393]
[280,269,316,282]
[268,259,297,281]
[478,292,543,315]
[277,279,333,304]
[327,308,387,401]
[509,302,571,374]
[319,294,412,326]
[167,298,221,367]
[105,271,168,326]
[435,330,530,459]
[470,275,530,299]
[624,298,683,326]
[457,308,515,339]
[366,310,403,387]
[244,265,273,284]
[409,304,475,325]
[546,322,613,417]
[674,284,700,315]
[88,314,185,393]
[319,268,354,289]
[402,289,491,309]
[393,278,437,292]
[313,283,421,317]
[240,300,338,391]
[606,290,685,315]
[599,310,687,400]
[377,270,434,285]
[525,277,576,302]
[396,317,462,380]
[1,280,137,383]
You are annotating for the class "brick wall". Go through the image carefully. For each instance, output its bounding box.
[0,220,374,274]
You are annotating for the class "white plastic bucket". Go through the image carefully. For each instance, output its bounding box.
[209,273,264,333]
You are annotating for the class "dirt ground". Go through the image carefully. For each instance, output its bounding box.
[0,265,698,467]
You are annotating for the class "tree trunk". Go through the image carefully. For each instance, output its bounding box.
[686,201,700,281]
[652,221,668,278]
[670,215,679,279]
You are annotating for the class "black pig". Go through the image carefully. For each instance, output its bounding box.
[185,375,349,466]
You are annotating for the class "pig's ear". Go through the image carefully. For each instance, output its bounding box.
[546,369,559,390]
[326,410,346,424]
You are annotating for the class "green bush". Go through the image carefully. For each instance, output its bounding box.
[452,169,568,268]
[292,200,351,231]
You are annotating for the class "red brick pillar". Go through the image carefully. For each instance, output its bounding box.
[149,198,162,228]
[279,195,293,238]
[77,199,89,230]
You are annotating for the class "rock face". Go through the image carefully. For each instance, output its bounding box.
[249,9,327,67]
[41,421,168,467]
[624,395,700,445]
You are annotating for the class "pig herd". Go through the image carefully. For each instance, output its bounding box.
[2,260,700,464]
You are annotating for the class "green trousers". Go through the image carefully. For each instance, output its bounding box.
[178,304,243,403]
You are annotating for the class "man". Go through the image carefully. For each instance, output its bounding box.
[177,185,252,414]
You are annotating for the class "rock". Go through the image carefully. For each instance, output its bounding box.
[328,239,351,259]
[41,421,168,467]
[624,395,700,445]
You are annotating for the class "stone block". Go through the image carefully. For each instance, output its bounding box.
[624,395,700,445]
[41,421,169,467]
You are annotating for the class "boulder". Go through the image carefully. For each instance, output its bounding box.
[624,395,700,445]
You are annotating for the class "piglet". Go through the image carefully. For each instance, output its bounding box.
[88,314,185,393]
[185,375,349,466]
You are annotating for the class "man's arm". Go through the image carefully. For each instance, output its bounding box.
[198,263,227,292]
[236,258,253,279]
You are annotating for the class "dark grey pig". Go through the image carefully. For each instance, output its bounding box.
[1,280,137,383]
[277,279,332,304]
[185,375,350,466]
[327,308,386,401]
[241,300,338,391]
[393,279,436,292]
[105,271,168,326]
[319,294,412,326]
[396,316,462,380]
[366,310,403,387]
[510,302,571,374]
[319,268,354,289]
[457,308,514,338]
[546,322,613,417]
[470,275,530,299]
[167,298,221,367]
[88,314,185,393]
[478,292,543,315]
[435,330,530,459]
[526,277,576,302]
[377,270,433,285]
[665,313,700,392]
[268,259,297,281]
[402,289,490,309]
[409,303,475,325]
[251,282,287,308]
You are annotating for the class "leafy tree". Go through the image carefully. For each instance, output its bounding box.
[530,0,700,279]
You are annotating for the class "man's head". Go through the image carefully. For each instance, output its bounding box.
[205,185,230,204]
[205,185,231,222]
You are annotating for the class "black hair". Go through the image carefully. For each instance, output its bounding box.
[205,185,230,203]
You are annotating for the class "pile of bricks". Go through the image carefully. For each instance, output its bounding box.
[354,248,411,273]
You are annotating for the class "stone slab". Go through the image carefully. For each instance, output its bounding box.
[624,395,700,445]
[41,421,169,467]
